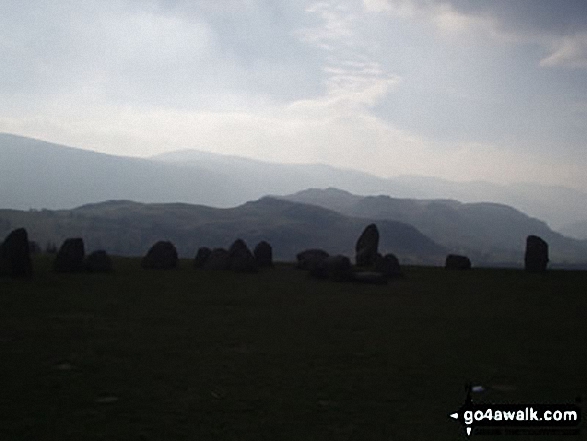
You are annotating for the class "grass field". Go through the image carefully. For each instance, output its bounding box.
[1,256,585,440]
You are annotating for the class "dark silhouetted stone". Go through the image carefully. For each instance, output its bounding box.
[85,250,113,272]
[54,238,85,273]
[0,228,33,278]
[352,271,387,285]
[141,241,178,270]
[203,248,230,270]
[228,239,258,272]
[310,255,353,282]
[355,223,379,267]
[296,249,329,270]
[445,254,472,270]
[254,241,273,268]
[524,235,548,273]
[374,253,403,278]
[193,247,212,269]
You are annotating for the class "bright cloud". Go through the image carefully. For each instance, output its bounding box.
[540,34,587,68]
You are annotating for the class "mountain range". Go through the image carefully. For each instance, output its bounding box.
[1,133,586,235]
[279,188,587,266]
[1,132,586,266]
[0,198,445,264]
[1,192,585,267]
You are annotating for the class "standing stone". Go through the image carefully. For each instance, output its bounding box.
[524,235,548,273]
[193,247,212,269]
[0,228,33,278]
[254,241,273,268]
[203,248,230,270]
[375,253,403,277]
[85,250,113,272]
[228,239,258,272]
[296,249,329,270]
[355,224,379,267]
[54,238,85,273]
[445,254,472,270]
[141,241,178,270]
[309,255,353,282]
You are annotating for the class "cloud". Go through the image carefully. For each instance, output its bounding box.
[363,0,415,17]
[0,0,325,109]
[297,1,357,50]
[540,34,587,68]
[365,0,587,68]
[429,3,496,38]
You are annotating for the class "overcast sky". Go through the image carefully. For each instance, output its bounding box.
[1,0,587,190]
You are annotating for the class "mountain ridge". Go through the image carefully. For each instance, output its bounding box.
[1,133,586,230]
[280,188,587,265]
[0,197,446,264]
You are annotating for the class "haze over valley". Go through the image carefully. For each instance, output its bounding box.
[2,133,587,235]
[1,134,586,267]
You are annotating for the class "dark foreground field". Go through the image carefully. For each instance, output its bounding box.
[1,257,586,440]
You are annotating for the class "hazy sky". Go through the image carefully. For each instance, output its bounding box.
[1,0,586,190]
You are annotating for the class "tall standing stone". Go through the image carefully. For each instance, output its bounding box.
[524,235,548,272]
[254,241,273,268]
[228,239,258,273]
[54,238,85,273]
[355,223,379,267]
[0,228,33,278]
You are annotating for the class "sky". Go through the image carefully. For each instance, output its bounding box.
[1,0,587,191]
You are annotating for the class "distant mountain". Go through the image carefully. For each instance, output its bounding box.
[153,150,587,230]
[1,133,586,230]
[280,188,587,266]
[0,133,246,209]
[0,198,446,264]
[150,149,408,199]
[386,176,587,231]
[559,220,587,240]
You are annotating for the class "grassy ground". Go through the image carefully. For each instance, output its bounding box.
[1,256,586,440]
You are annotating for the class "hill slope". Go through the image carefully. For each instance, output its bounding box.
[281,188,587,266]
[0,198,446,264]
[0,133,249,209]
[559,220,587,240]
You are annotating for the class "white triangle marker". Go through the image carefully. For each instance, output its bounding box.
[450,412,459,420]
[467,427,472,436]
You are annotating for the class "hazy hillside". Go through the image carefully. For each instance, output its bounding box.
[559,220,587,240]
[0,198,446,264]
[281,188,587,266]
[154,150,587,230]
[0,133,251,209]
[2,133,585,231]
[151,149,407,199]
[388,176,587,231]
